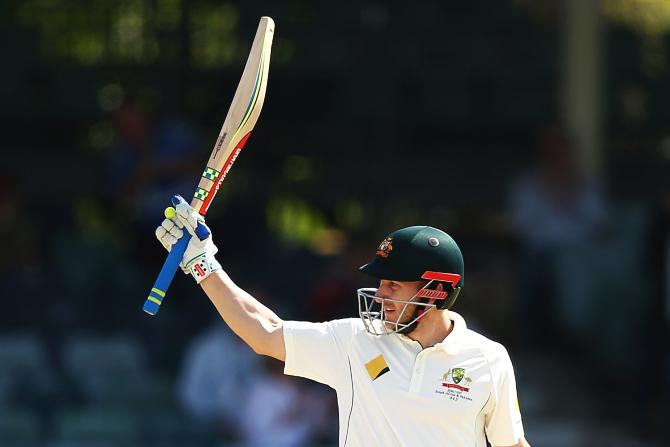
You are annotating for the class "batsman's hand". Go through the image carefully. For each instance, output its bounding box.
[155,195,221,284]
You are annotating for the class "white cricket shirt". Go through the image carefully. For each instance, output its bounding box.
[283,312,524,447]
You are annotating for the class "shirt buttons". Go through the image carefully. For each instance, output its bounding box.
[414,359,425,376]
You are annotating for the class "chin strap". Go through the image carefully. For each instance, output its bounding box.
[396,306,423,334]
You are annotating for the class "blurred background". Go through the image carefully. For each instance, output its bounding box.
[0,0,668,446]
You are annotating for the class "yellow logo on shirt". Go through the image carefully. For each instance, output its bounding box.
[365,354,390,381]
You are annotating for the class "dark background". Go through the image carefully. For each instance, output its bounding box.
[0,0,668,446]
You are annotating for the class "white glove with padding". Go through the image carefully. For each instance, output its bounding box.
[155,195,221,283]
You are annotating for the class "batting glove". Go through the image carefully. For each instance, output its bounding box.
[155,195,221,283]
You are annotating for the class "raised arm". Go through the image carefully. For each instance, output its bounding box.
[156,196,286,361]
[199,271,285,360]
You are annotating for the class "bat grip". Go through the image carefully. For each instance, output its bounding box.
[143,216,210,316]
[143,232,192,315]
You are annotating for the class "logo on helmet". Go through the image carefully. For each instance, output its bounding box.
[376,237,393,258]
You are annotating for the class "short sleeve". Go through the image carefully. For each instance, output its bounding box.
[283,319,355,389]
[485,347,525,446]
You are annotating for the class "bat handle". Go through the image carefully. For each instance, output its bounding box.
[143,231,192,315]
[144,205,211,316]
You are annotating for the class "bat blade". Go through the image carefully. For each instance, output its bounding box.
[192,16,274,216]
[143,17,274,316]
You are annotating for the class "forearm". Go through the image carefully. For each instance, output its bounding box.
[200,270,286,361]
[155,197,286,359]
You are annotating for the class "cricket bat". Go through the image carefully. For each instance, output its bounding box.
[143,16,275,316]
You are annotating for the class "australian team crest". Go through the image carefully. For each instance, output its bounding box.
[441,368,472,393]
[452,368,465,384]
[376,237,393,258]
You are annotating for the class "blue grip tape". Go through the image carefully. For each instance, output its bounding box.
[144,194,212,316]
[143,231,192,315]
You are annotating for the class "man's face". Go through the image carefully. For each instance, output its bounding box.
[375,279,425,326]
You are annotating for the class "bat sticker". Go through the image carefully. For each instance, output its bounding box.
[202,167,220,181]
[193,188,209,201]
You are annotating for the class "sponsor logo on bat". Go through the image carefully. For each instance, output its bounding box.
[221,147,242,181]
[212,132,227,160]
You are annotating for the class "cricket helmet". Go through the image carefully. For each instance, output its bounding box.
[357,226,464,335]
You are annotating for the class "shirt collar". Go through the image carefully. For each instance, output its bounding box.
[435,311,467,355]
[395,311,467,355]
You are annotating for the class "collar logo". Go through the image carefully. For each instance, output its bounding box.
[376,237,393,258]
[441,368,472,393]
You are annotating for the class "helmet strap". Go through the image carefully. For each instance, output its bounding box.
[397,304,424,334]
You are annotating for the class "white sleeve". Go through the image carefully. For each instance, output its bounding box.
[282,319,354,389]
[485,346,525,446]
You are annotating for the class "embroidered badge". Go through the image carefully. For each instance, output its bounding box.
[436,368,473,401]
[376,237,393,258]
[442,367,471,391]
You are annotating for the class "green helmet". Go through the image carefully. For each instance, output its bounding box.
[359,225,464,288]
[357,226,464,335]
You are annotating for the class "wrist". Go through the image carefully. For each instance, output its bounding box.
[185,251,222,284]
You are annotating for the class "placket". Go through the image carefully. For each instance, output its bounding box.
[408,348,434,393]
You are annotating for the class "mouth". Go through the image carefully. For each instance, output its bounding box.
[384,308,397,317]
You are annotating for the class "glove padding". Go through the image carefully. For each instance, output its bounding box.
[155,195,221,283]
